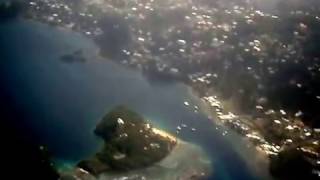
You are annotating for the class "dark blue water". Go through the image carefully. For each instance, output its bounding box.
[0,20,266,180]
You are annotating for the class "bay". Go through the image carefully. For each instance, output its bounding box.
[0,19,269,180]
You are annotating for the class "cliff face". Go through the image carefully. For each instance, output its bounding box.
[78,106,176,175]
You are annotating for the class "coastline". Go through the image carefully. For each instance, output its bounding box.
[59,138,212,180]
[185,86,272,179]
[23,17,272,179]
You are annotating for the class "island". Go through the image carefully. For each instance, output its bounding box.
[60,106,211,180]
[78,105,177,175]
[15,0,320,179]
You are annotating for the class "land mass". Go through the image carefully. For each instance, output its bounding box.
[77,106,177,175]
[20,0,320,178]
[59,106,210,180]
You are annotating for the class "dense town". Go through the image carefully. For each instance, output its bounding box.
[6,0,320,178]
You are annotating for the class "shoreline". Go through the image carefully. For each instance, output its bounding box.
[5,1,319,178]
[184,86,272,179]
[59,138,212,180]
[21,17,279,179]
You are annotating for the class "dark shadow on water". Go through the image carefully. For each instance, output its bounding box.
[0,80,59,179]
[0,0,24,22]
[60,49,87,64]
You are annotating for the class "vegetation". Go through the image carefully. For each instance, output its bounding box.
[270,147,319,180]
[78,106,176,175]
